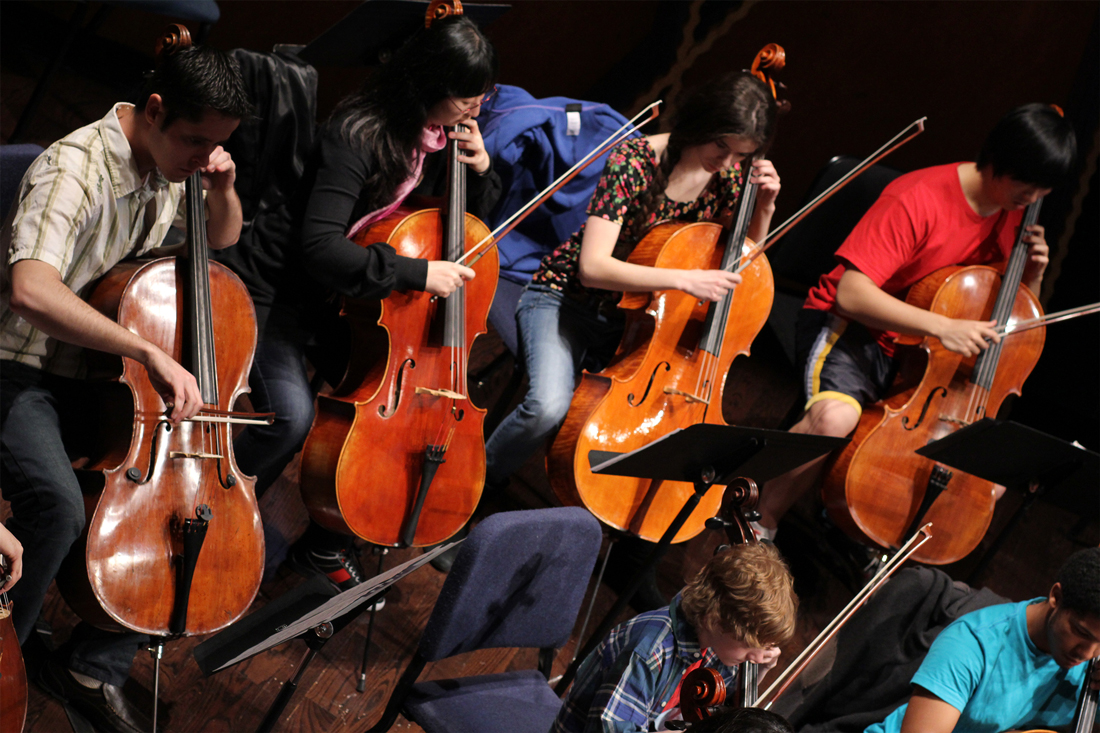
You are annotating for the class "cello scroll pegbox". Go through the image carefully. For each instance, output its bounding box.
[749,43,791,115]
[425,0,464,27]
[714,477,760,546]
[154,23,192,59]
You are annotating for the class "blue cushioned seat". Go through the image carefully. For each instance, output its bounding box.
[405,670,564,731]
[368,507,602,733]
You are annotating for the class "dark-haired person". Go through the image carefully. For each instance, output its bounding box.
[866,546,1100,733]
[753,103,1077,539]
[483,72,780,494]
[223,14,501,586]
[553,543,797,733]
[0,45,250,733]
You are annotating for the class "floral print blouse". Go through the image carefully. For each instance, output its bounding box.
[529,135,744,305]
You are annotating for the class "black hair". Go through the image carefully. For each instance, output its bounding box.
[976,103,1076,189]
[682,707,794,733]
[1056,547,1100,618]
[331,15,498,208]
[629,72,778,242]
[136,45,252,128]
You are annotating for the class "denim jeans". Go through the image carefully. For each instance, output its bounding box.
[233,337,316,498]
[484,285,623,483]
[0,361,144,686]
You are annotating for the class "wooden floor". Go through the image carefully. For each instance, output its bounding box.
[16,326,1097,733]
[4,21,1097,733]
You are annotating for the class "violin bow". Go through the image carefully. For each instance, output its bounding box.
[755,523,934,710]
[997,301,1100,337]
[457,101,662,267]
[729,117,928,275]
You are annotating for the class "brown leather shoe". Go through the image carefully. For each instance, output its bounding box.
[36,657,153,733]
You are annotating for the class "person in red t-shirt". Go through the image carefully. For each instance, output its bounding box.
[754,104,1077,539]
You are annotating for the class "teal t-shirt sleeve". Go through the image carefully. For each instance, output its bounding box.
[909,619,984,713]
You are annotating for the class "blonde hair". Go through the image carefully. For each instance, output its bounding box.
[680,543,797,648]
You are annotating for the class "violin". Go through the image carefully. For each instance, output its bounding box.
[822,198,1046,565]
[300,0,498,548]
[0,558,27,733]
[55,24,265,635]
[547,45,788,543]
[680,518,934,722]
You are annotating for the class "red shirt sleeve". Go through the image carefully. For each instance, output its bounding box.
[833,188,927,289]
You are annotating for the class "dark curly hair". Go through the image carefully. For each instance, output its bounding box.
[1056,547,1100,618]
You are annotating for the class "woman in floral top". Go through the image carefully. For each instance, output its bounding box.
[484,72,782,488]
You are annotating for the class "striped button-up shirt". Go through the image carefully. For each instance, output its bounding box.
[0,103,185,377]
[553,595,738,733]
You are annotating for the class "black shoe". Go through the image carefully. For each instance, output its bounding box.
[36,657,152,733]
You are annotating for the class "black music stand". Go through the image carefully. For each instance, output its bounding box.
[915,418,1099,582]
[193,541,460,733]
[554,424,846,693]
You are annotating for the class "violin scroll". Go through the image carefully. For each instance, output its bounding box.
[681,667,727,723]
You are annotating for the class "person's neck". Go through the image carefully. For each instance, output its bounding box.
[116,104,157,179]
[1026,600,1052,655]
[957,162,1001,217]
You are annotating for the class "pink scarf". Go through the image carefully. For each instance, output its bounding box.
[347,125,448,239]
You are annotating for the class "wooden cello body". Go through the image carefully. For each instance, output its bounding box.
[300,142,498,548]
[822,206,1045,565]
[0,593,27,733]
[56,252,264,634]
[548,222,772,542]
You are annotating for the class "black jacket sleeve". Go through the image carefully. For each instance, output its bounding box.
[299,131,428,298]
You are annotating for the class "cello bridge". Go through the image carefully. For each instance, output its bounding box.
[936,415,970,428]
[169,451,224,460]
[663,386,709,404]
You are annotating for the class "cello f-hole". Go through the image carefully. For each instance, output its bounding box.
[379,358,416,418]
[627,361,671,406]
[901,386,947,431]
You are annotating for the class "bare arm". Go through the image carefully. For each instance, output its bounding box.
[576,216,741,301]
[8,259,202,422]
[834,269,1000,357]
[200,145,242,249]
[899,688,962,733]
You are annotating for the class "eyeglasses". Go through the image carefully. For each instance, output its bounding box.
[450,85,497,115]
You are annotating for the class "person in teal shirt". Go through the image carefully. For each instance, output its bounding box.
[867,547,1099,733]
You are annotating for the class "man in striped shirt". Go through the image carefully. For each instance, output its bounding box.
[553,543,798,733]
[1,45,251,733]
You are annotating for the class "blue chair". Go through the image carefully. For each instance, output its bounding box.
[367,507,602,733]
[1,144,45,221]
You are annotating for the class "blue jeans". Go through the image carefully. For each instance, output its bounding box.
[484,286,623,484]
[0,361,144,686]
[233,338,316,498]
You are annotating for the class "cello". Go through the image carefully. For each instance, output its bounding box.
[55,24,265,636]
[0,558,27,733]
[300,0,498,548]
[821,198,1046,565]
[547,45,788,543]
